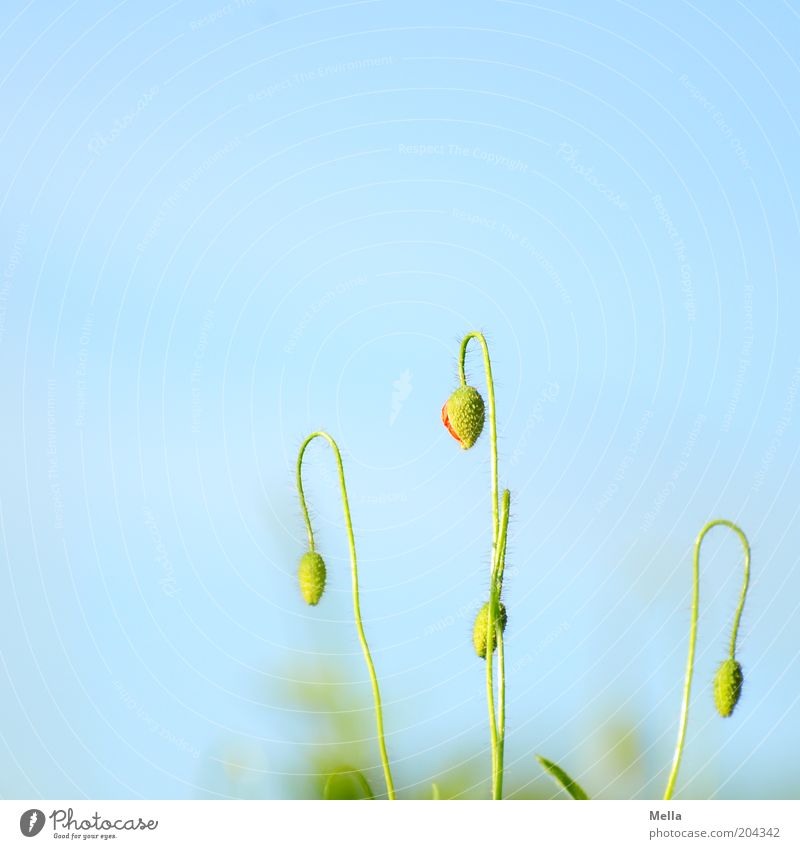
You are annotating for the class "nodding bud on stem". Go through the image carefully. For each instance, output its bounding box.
[713,658,743,718]
[473,601,508,658]
[442,385,485,449]
[298,551,326,605]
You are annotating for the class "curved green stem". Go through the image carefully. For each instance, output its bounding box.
[663,519,751,800]
[459,332,505,799]
[459,332,499,553]
[297,432,396,800]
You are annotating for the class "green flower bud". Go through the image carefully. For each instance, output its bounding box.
[442,385,485,449]
[298,551,326,605]
[473,601,508,658]
[713,658,743,718]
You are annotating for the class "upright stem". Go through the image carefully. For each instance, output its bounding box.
[495,631,506,799]
[485,616,499,800]
[297,432,396,800]
[483,493,509,800]
[492,491,511,800]
[459,331,504,799]
[663,519,751,800]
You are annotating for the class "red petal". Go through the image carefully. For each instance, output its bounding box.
[441,402,462,444]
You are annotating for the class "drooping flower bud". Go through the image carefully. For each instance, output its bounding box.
[298,551,326,605]
[442,385,485,449]
[713,658,743,717]
[472,601,508,658]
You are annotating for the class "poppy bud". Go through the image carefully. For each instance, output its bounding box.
[442,385,485,449]
[713,658,743,717]
[298,551,326,605]
[473,601,508,658]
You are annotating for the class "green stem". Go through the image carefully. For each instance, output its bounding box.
[726,523,751,661]
[494,491,511,598]
[484,493,509,800]
[297,431,396,800]
[459,332,503,800]
[663,519,751,801]
[494,492,511,800]
[495,631,505,799]
[485,618,499,800]
[459,332,499,552]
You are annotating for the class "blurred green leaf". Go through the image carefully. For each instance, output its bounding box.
[536,755,589,800]
[323,767,374,800]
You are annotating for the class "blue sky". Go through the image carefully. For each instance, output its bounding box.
[1,0,799,799]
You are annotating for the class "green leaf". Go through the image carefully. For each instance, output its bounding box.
[431,782,441,800]
[536,755,589,800]
[323,768,374,800]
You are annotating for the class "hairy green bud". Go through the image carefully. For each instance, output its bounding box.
[473,601,507,658]
[442,385,485,449]
[713,658,743,718]
[298,551,326,605]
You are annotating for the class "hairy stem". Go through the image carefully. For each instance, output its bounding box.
[458,331,507,799]
[460,332,504,799]
[459,332,499,553]
[484,492,509,799]
[297,432,396,800]
[494,491,511,800]
[663,519,751,800]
